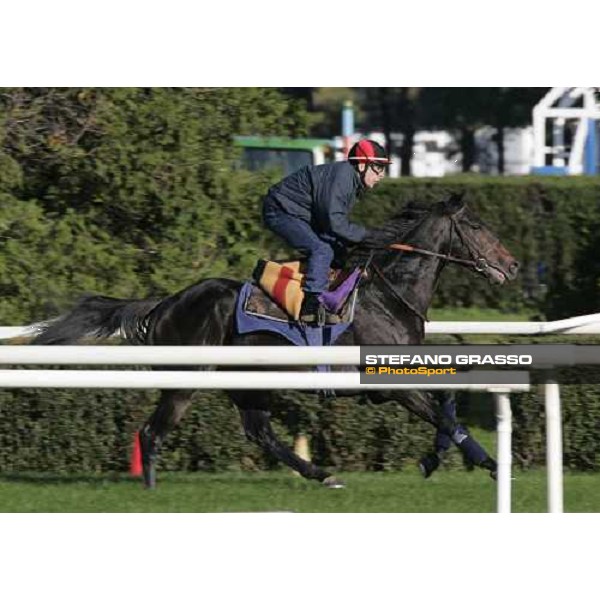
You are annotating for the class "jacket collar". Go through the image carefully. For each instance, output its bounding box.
[349,163,364,191]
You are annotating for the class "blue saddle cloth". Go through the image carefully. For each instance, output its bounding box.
[235,282,353,372]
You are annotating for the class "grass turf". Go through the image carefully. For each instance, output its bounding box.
[1,469,599,512]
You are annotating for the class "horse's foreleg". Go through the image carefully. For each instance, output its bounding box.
[139,389,194,489]
[418,392,497,479]
[368,389,497,478]
[231,391,340,486]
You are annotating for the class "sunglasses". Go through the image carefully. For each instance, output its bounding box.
[368,162,386,174]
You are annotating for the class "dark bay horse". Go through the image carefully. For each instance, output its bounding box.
[32,194,519,488]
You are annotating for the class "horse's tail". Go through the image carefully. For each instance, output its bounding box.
[30,294,161,345]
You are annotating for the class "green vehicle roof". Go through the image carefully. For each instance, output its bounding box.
[233,136,334,150]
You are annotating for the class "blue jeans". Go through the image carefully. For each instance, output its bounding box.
[263,202,335,294]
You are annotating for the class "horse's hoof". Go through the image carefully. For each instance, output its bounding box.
[138,427,159,489]
[480,457,498,481]
[143,476,156,490]
[142,467,156,489]
[322,476,346,489]
[142,460,157,489]
[418,453,440,479]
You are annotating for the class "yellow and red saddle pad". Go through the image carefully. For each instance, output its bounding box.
[254,259,306,320]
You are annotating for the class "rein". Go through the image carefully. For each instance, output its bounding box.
[388,242,489,272]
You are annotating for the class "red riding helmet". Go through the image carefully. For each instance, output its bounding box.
[348,139,391,165]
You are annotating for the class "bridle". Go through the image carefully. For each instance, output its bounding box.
[365,207,508,321]
[389,212,490,273]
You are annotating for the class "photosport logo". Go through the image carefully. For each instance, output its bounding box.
[366,365,459,377]
[359,345,600,385]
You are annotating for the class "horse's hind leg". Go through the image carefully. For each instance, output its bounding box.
[139,389,194,489]
[418,392,497,479]
[231,390,341,487]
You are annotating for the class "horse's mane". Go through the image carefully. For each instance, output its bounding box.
[345,201,431,268]
[373,201,431,239]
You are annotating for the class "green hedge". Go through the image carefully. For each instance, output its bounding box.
[4,378,600,474]
[0,88,308,323]
[0,384,458,474]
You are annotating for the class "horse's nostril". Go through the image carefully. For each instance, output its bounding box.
[509,261,519,274]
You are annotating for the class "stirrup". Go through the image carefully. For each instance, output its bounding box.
[299,311,321,325]
[300,306,341,326]
[299,302,326,326]
[324,313,341,325]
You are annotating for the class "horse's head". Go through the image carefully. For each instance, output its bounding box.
[350,194,520,322]
[354,193,519,286]
[434,193,519,284]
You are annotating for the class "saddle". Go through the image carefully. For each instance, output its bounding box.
[246,259,361,323]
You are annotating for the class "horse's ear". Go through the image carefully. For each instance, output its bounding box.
[446,192,465,213]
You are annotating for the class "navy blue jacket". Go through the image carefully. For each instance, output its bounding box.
[264,161,367,243]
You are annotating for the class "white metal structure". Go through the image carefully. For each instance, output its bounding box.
[0,366,529,393]
[532,87,600,174]
[495,391,513,513]
[544,378,563,513]
[3,311,600,340]
[426,311,600,335]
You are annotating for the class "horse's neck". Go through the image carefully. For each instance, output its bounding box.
[349,215,450,345]
[353,291,424,345]
[376,223,448,320]
[351,252,444,346]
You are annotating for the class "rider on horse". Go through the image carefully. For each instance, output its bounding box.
[262,139,390,325]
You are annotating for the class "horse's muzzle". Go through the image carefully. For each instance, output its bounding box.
[508,261,520,279]
[486,260,519,285]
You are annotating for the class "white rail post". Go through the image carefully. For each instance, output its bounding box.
[544,373,564,513]
[494,392,512,513]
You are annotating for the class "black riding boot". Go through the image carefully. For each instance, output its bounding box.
[299,292,326,326]
[299,292,340,326]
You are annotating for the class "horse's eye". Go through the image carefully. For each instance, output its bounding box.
[470,223,481,230]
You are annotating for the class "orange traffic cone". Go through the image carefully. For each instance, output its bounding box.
[129,432,142,476]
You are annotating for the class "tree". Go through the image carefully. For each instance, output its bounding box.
[359,88,422,176]
[300,88,362,138]
[0,87,310,320]
[420,88,548,173]
[482,88,547,173]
